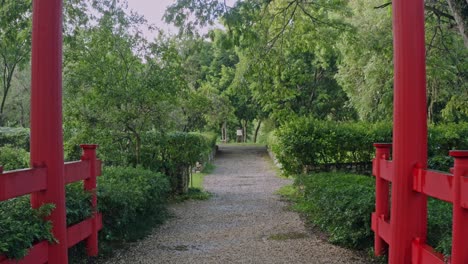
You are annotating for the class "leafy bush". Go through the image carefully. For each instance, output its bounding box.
[66,183,92,226]
[271,117,391,175]
[270,117,468,175]
[140,131,217,194]
[0,127,30,150]
[98,166,170,243]
[291,172,452,254]
[294,173,375,249]
[0,197,55,259]
[0,145,29,171]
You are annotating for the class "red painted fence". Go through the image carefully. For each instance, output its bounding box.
[372,145,468,264]
[0,145,102,264]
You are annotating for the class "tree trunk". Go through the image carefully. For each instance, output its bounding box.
[446,0,468,47]
[254,120,262,143]
[242,120,248,143]
[221,121,227,142]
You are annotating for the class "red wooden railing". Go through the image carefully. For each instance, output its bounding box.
[372,144,468,264]
[0,145,102,264]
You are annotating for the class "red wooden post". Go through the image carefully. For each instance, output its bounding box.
[390,0,428,263]
[29,0,68,263]
[373,143,392,256]
[450,150,468,264]
[81,144,99,256]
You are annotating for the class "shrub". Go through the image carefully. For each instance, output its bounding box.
[0,197,55,259]
[294,173,375,249]
[140,131,217,194]
[0,127,30,150]
[98,166,170,243]
[291,172,452,254]
[0,146,29,171]
[271,117,392,175]
[270,117,468,175]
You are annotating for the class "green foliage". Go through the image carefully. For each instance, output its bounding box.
[0,0,32,126]
[140,131,217,194]
[271,117,468,175]
[290,173,452,253]
[0,127,30,150]
[271,117,391,175]
[0,145,29,171]
[0,197,55,260]
[65,183,92,226]
[294,173,375,249]
[97,166,170,243]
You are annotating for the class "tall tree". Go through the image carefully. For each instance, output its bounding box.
[0,0,31,125]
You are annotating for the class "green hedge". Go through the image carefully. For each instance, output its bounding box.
[0,129,212,260]
[0,160,170,261]
[0,199,55,259]
[0,146,29,171]
[270,118,468,175]
[98,166,170,243]
[0,127,29,150]
[140,131,217,194]
[292,172,452,254]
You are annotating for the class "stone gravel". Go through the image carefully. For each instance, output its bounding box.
[102,145,371,264]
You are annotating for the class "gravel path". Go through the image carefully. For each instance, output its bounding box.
[103,145,370,264]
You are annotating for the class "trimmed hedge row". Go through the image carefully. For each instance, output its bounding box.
[0,166,170,260]
[140,132,217,194]
[291,173,452,254]
[269,118,468,175]
[0,130,217,260]
[0,127,30,151]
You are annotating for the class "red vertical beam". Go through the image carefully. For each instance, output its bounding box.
[373,143,392,256]
[81,144,99,256]
[390,0,427,263]
[29,0,67,263]
[450,150,468,264]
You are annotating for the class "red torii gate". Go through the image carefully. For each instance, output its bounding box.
[0,1,101,264]
[1,0,466,263]
[372,0,468,264]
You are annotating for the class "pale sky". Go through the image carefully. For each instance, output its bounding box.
[125,0,238,40]
[126,0,178,38]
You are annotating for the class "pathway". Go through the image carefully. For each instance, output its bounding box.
[103,145,369,264]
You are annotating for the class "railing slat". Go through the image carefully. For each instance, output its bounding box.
[64,161,90,184]
[96,160,102,176]
[371,213,391,245]
[0,168,47,201]
[67,213,103,248]
[413,168,453,203]
[379,159,393,182]
[412,239,445,264]
[0,241,48,264]
[462,177,468,209]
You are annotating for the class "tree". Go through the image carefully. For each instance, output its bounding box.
[0,0,31,126]
[63,0,185,164]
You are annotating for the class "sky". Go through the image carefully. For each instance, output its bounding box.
[126,0,178,38]
[125,0,238,40]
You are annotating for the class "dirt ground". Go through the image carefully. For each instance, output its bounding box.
[102,145,370,264]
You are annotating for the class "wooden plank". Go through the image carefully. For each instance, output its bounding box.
[0,241,48,264]
[379,159,393,182]
[64,160,90,184]
[412,239,445,264]
[413,168,453,203]
[371,213,391,245]
[67,213,103,248]
[96,160,102,176]
[0,168,47,201]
